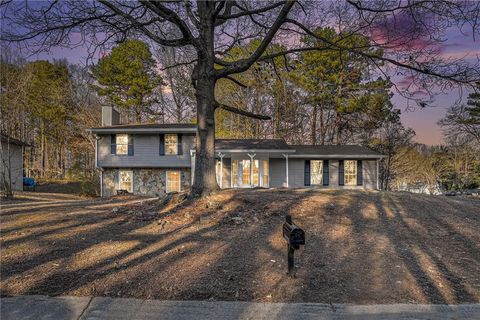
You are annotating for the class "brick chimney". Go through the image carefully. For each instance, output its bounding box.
[102,106,120,126]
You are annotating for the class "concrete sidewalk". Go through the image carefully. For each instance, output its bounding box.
[1,295,479,320]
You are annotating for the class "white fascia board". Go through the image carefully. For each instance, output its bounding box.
[215,149,296,153]
[87,128,197,134]
[289,154,386,159]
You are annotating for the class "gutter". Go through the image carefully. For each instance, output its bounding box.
[87,128,197,134]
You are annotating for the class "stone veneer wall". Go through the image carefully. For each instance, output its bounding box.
[102,168,191,197]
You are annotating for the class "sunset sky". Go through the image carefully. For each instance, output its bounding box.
[21,17,479,146]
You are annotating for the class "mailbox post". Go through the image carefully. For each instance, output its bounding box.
[283,215,305,276]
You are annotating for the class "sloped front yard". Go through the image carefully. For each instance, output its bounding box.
[1,189,479,304]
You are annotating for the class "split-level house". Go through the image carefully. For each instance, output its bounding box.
[89,107,385,197]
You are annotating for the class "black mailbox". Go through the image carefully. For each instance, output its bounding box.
[282,215,305,275]
[283,217,305,249]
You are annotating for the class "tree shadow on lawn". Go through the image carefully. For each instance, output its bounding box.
[1,190,478,305]
[1,189,316,303]
[295,190,480,304]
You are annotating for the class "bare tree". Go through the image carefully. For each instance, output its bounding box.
[2,0,480,195]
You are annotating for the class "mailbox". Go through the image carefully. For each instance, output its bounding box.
[282,215,305,275]
[283,216,305,249]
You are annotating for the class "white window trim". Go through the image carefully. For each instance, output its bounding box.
[344,160,357,186]
[165,134,178,155]
[310,160,323,186]
[117,170,134,192]
[166,170,182,193]
[116,134,130,155]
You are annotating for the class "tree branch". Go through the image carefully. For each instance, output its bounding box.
[224,75,248,88]
[215,0,295,78]
[98,0,192,47]
[215,102,271,120]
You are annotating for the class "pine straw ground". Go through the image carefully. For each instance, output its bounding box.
[1,189,479,304]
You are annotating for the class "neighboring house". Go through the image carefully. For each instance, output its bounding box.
[89,107,385,197]
[1,133,28,192]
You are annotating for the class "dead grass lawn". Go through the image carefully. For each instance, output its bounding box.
[1,189,479,304]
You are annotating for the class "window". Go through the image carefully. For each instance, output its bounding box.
[241,160,251,185]
[166,170,181,193]
[262,160,269,187]
[118,170,133,192]
[344,160,357,186]
[252,160,259,186]
[165,134,178,155]
[232,160,239,187]
[116,134,129,155]
[311,160,323,185]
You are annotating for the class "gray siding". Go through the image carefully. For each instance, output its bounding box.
[269,158,286,187]
[220,158,231,188]
[97,134,195,168]
[1,141,23,191]
[269,158,378,190]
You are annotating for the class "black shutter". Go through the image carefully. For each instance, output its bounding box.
[159,134,165,155]
[323,160,329,186]
[304,160,311,186]
[177,134,183,155]
[357,160,363,186]
[127,135,134,156]
[339,160,345,186]
[110,134,116,155]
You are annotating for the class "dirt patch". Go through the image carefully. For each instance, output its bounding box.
[1,189,479,304]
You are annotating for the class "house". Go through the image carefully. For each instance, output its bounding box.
[1,133,28,192]
[88,107,385,197]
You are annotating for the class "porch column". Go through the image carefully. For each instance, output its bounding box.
[282,153,289,188]
[218,152,225,188]
[376,158,380,190]
[248,153,256,187]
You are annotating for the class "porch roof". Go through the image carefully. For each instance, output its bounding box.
[215,139,295,153]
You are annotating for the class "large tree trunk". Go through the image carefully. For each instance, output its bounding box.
[192,72,218,196]
[191,4,218,197]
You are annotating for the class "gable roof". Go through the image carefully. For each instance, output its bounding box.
[289,145,383,158]
[88,123,197,134]
[215,139,292,151]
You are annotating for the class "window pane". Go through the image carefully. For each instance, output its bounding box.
[262,160,269,187]
[252,160,259,186]
[344,160,357,185]
[165,134,178,155]
[167,171,181,193]
[311,160,323,185]
[119,171,132,192]
[116,134,128,144]
[232,160,238,187]
[116,134,129,155]
[242,160,250,185]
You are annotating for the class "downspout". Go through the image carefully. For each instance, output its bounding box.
[190,150,195,185]
[282,153,289,188]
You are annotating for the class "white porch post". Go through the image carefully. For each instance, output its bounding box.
[218,152,225,188]
[282,153,289,188]
[376,158,380,190]
[100,170,103,197]
[247,153,256,187]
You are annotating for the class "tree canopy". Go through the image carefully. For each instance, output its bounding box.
[91,39,162,123]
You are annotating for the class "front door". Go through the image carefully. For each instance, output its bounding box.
[231,158,268,188]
